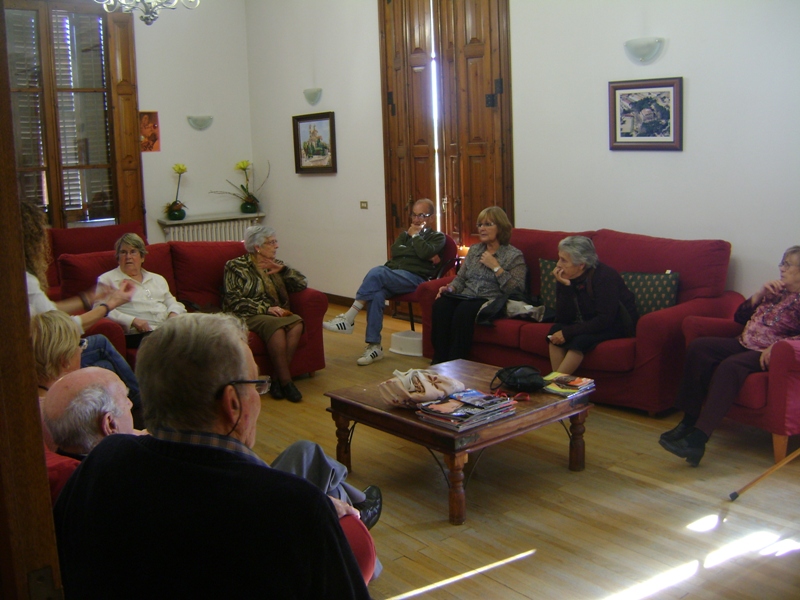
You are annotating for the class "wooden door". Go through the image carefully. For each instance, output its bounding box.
[379,0,512,249]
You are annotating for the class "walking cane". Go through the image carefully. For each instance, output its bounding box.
[730,446,800,500]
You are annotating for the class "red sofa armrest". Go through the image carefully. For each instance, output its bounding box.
[288,288,329,323]
[418,276,456,357]
[84,318,127,359]
[682,315,745,346]
[766,340,800,435]
[338,514,376,584]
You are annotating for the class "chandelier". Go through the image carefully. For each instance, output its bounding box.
[94,0,200,26]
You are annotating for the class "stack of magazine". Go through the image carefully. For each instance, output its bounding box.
[542,372,595,399]
[416,389,516,431]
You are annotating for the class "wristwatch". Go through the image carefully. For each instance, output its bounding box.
[492,265,501,273]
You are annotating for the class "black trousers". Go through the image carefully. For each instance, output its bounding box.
[430,295,486,364]
[675,336,762,437]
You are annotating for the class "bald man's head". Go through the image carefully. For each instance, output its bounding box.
[42,367,135,455]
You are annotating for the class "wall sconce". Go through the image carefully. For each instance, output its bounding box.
[624,37,664,63]
[187,115,213,131]
[303,88,322,106]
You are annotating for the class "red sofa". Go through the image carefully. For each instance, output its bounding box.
[683,316,800,462]
[57,241,327,379]
[417,228,744,414]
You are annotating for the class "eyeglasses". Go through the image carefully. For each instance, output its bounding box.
[411,212,432,219]
[229,379,271,395]
[79,338,88,350]
[779,260,800,269]
[476,221,496,228]
[263,239,279,246]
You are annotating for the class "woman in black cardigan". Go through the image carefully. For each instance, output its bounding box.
[548,236,638,374]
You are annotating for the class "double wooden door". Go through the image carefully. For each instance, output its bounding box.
[379,0,513,249]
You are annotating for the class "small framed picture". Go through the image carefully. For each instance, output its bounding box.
[608,77,682,151]
[292,111,337,173]
[139,111,160,152]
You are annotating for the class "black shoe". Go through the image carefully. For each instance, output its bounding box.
[660,422,693,443]
[659,436,705,467]
[354,485,382,530]
[283,381,302,403]
[269,380,285,400]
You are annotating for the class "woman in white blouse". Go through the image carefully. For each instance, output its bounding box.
[97,234,186,347]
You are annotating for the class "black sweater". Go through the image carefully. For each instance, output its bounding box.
[54,434,370,600]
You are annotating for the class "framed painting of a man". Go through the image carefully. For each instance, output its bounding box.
[609,77,683,151]
[292,112,337,173]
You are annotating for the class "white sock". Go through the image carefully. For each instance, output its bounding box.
[344,301,363,323]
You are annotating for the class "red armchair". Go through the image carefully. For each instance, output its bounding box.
[682,315,800,462]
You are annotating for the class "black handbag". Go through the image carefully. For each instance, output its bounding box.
[490,365,546,392]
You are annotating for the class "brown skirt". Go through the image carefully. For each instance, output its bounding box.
[246,313,304,344]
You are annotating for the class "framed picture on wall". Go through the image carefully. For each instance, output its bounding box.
[292,111,337,173]
[139,111,160,152]
[608,77,683,151]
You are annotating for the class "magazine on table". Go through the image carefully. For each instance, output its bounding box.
[542,372,595,397]
[416,389,516,430]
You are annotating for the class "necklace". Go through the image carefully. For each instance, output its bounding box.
[761,291,800,327]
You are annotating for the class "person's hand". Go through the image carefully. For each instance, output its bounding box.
[328,496,360,519]
[436,284,453,300]
[479,251,500,272]
[407,222,424,237]
[99,280,135,309]
[131,318,152,332]
[760,344,774,370]
[752,280,785,305]
[256,256,283,275]
[553,266,571,286]
[548,331,566,345]
[267,306,289,317]
[133,428,148,436]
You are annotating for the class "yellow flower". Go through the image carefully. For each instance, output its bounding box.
[172,163,187,174]
[235,160,251,171]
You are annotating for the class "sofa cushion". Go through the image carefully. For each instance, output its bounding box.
[59,243,175,299]
[473,318,527,349]
[538,258,557,309]
[621,271,679,316]
[47,221,146,289]
[592,229,731,303]
[170,241,246,309]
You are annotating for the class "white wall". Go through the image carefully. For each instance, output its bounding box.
[135,0,253,243]
[242,0,386,297]
[136,0,800,297]
[510,0,800,295]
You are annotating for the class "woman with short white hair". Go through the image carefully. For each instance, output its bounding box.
[222,226,306,402]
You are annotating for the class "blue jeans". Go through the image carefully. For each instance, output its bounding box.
[356,266,424,344]
[81,334,141,411]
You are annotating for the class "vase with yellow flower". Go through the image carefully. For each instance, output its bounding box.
[211,160,269,214]
[164,163,188,220]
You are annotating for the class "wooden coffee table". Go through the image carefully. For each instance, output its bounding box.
[325,359,591,524]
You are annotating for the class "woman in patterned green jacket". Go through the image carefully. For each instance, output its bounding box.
[223,226,307,402]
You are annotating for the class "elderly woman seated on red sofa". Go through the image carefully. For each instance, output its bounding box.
[548,236,639,375]
[660,245,800,467]
[97,233,187,348]
[223,225,306,403]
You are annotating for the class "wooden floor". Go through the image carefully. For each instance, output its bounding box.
[254,305,800,599]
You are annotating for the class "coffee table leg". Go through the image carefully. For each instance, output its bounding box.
[332,412,352,472]
[444,452,468,525]
[569,410,587,472]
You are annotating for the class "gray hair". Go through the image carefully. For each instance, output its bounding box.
[784,246,800,261]
[558,236,599,269]
[115,233,148,260]
[243,225,276,254]
[45,384,124,454]
[136,313,250,431]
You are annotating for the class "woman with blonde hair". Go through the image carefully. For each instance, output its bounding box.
[31,311,84,398]
[431,206,526,363]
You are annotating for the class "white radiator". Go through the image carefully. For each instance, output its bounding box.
[158,213,264,242]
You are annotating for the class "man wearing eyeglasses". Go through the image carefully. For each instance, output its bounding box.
[324,198,445,365]
[54,313,375,598]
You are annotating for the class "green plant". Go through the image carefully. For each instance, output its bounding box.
[164,163,188,214]
[211,160,269,205]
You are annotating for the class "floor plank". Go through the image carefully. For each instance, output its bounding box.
[255,305,800,599]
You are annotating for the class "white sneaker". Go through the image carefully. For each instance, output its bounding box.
[357,345,383,366]
[323,314,354,334]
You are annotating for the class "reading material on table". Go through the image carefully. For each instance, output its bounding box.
[542,371,596,397]
[415,389,516,431]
